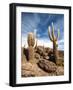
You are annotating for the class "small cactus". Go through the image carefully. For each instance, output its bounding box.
[27,32,35,63]
[48,22,60,64]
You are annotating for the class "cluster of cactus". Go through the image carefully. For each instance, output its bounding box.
[48,22,60,64]
[27,22,60,64]
[27,32,35,63]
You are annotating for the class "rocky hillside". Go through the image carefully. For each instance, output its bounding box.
[21,46,64,77]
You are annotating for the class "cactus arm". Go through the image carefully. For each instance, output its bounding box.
[48,26,53,41]
[55,28,60,41]
[51,22,55,39]
[57,28,60,39]
[51,22,57,41]
[33,39,37,48]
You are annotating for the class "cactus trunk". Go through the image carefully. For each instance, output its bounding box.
[53,41,58,64]
[27,32,35,63]
[28,46,34,63]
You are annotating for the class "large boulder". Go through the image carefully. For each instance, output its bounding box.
[43,53,49,60]
[37,59,57,73]
[56,66,64,75]
[21,62,49,77]
[35,53,40,59]
[45,48,51,54]
[36,46,49,60]
[36,46,44,56]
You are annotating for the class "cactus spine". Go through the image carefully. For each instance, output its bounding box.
[48,22,60,64]
[27,32,35,63]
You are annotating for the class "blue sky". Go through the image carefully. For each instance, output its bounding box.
[21,12,64,51]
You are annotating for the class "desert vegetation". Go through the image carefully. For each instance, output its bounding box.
[21,23,64,77]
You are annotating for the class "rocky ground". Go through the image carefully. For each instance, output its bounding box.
[21,46,64,77]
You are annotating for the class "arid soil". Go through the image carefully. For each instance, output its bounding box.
[21,46,64,77]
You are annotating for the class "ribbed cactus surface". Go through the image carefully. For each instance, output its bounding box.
[48,22,60,64]
[28,33,35,47]
[27,32,35,63]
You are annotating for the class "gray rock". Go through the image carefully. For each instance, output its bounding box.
[38,59,57,73]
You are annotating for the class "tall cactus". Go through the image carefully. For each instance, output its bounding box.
[48,22,60,64]
[27,32,35,63]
